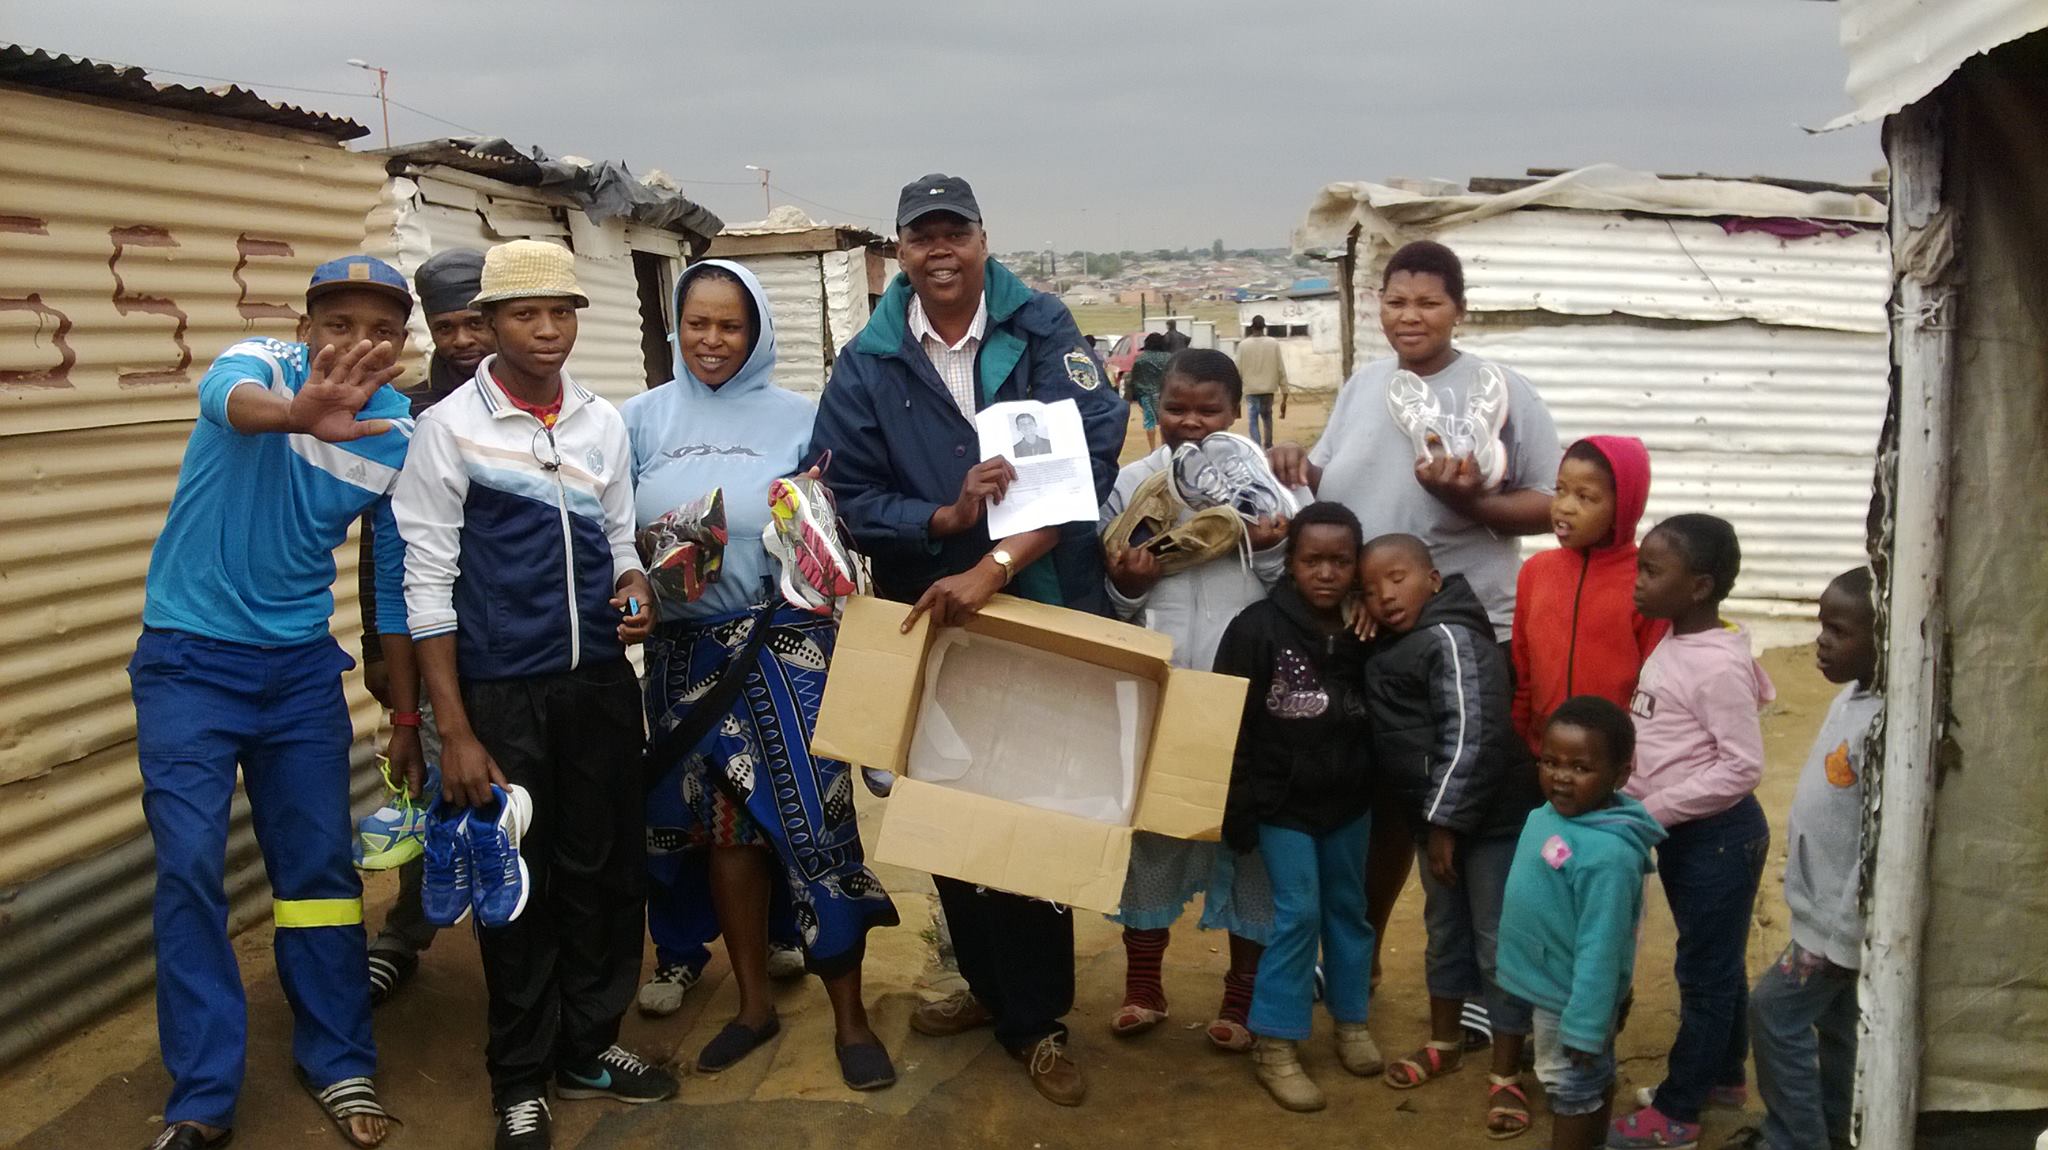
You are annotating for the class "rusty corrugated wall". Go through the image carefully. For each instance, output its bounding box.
[0,85,389,1065]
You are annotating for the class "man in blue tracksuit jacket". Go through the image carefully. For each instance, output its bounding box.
[811,173,1127,1107]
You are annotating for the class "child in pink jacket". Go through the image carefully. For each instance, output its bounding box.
[1609,513,1775,1150]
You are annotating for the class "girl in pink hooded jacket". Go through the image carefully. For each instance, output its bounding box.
[1608,513,1775,1150]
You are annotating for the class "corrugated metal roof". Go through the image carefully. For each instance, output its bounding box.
[0,85,389,437]
[1825,0,2048,128]
[1393,209,1891,333]
[0,45,368,140]
[738,252,831,394]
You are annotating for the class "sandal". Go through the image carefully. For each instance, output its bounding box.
[1487,1074,1532,1140]
[1383,1043,1462,1089]
[1110,1002,1168,1037]
[295,1067,398,1148]
[696,1014,782,1073]
[1205,1018,1254,1052]
[146,1124,233,1150]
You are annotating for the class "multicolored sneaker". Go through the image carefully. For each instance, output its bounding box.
[637,488,728,610]
[468,783,534,928]
[421,797,473,927]
[762,475,860,615]
[1169,432,1296,522]
[1608,1103,1702,1149]
[354,757,438,871]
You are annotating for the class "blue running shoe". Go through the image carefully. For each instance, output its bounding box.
[355,758,439,871]
[421,796,473,926]
[468,783,533,928]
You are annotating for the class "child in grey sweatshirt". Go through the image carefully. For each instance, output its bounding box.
[1744,567,1880,1150]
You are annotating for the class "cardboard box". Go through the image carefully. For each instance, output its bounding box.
[813,594,1248,913]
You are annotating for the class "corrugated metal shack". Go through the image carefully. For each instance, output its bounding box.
[0,52,721,1069]
[365,137,722,404]
[1297,166,1891,610]
[703,206,895,394]
[1821,3,2048,1145]
[0,46,391,1069]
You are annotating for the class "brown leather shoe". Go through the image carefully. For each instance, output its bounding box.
[910,991,995,1038]
[1018,1034,1086,1107]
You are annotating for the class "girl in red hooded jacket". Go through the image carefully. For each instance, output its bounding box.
[1511,437,1669,752]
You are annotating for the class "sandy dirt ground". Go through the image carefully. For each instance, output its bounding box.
[3,397,1848,1150]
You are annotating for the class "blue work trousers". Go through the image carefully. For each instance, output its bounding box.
[130,628,374,1130]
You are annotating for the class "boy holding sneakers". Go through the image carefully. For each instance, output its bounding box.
[1359,533,1541,1138]
[1496,696,1667,1150]
[394,240,664,1150]
[1736,568,1880,1150]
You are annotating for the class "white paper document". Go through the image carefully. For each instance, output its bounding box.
[975,399,1097,538]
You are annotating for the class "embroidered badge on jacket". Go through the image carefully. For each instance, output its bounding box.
[1064,349,1101,391]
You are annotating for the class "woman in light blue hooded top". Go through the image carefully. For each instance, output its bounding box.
[622,259,899,1089]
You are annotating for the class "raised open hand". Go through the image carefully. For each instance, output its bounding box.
[288,339,405,442]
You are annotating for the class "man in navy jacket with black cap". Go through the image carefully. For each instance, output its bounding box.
[812,173,1126,1107]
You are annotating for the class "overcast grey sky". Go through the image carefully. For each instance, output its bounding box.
[12,1,1878,250]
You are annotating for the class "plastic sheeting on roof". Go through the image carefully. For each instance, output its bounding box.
[0,44,367,140]
[1822,0,2048,129]
[379,137,723,251]
[1299,164,1885,254]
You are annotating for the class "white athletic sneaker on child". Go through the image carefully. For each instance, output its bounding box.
[636,963,703,1018]
[767,943,807,980]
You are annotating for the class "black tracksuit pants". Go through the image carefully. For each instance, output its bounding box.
[933,875,1075,1052]
[461,659,646,1106]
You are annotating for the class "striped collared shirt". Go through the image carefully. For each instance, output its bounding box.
[908,292,988,421]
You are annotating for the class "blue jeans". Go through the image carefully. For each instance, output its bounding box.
[129,629,374,1130]
[1417,830,1533,1036]
[1651,795,1770,1123]
[1244,394,1275,447]
[1249,817,1373,1040]
[1751,943,1858,1150]
[1533,1007,1616,1116]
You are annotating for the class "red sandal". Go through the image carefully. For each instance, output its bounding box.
[1487,1074,1532,1139]
[1383,1042,1462,1089]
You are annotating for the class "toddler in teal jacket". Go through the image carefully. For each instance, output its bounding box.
[1496,696,1667,1150]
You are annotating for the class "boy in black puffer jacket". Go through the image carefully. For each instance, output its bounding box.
[1359,533,1542,1140]
[1214,502,1379,1113]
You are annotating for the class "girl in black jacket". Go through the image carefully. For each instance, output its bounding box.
[1213,502,1380,1112]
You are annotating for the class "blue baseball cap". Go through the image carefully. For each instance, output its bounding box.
[306,254,413,314]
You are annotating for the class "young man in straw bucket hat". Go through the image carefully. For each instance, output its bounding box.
[392,239,667,1150]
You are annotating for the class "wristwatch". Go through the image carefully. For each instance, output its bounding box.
[989,548,1016,586]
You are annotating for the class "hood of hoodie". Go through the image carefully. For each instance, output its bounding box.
[1408,572,1492,638]
[1577,793,1668,869]
[670,258,777,398]
[1576,435,1651,549]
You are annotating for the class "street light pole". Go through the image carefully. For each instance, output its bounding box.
[744,165,771,217]
[346,59,390,148]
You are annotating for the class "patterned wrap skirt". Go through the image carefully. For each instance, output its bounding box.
[644,603,899,974]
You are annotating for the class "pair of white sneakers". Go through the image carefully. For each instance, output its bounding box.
[1387,362,1512,490]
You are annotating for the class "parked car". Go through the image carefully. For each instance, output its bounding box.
[1100,331,1142,387]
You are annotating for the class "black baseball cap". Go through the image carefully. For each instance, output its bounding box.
[897,173,982,229]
